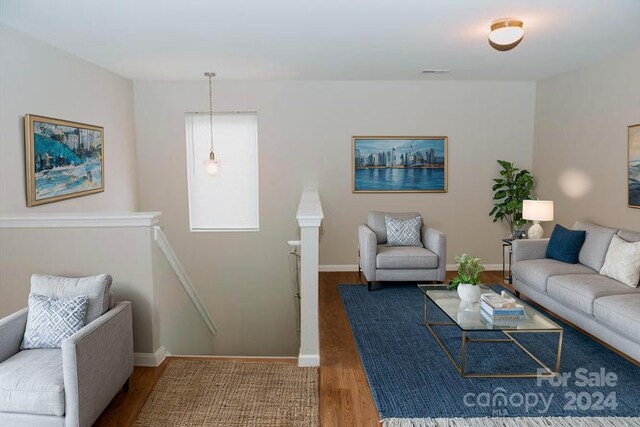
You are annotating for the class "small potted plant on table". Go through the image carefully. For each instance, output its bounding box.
[448,254,485,303]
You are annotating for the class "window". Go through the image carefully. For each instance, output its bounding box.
[185,112,259,231]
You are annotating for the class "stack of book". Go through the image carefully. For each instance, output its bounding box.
[480,292,525,322]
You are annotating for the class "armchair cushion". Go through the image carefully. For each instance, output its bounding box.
[21,294,89,350]
[0,349,65,416]
[31,274,112,324]
[385,215,423,247]
[367,211,420,244]
[376,245,438,269]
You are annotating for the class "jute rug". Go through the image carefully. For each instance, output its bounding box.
[134,359,319,426]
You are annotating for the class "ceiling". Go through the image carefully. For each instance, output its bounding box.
[1,0,639,81]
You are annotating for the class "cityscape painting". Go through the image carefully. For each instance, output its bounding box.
[353,136,447,193]
[629,124,640,208]
[24,115,104,206]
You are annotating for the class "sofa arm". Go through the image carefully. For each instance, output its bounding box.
[62,301,133,427]
[358,224,377,281]
[512,239,549,264]
[422,227,447,282]
[0,307,28,364]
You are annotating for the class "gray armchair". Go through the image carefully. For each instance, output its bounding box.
[0,299,134,426]
[358,211,446,290]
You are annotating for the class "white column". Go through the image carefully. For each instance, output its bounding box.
[296,190,324,367]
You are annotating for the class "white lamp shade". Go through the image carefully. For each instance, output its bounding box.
[523,200,554,221]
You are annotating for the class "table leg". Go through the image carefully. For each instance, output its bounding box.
[556,330,564,373]
[461,331,467,376]
[423,294,427,326]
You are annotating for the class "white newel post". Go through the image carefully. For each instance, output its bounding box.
[296,190,324,367]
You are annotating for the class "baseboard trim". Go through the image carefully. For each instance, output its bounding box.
[298,353,320,367]
[319,264,503,272]
[134,345,168,367]
[319,264,358,272]
[168,355,297,360]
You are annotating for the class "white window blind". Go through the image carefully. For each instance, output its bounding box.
[185,112,259,231]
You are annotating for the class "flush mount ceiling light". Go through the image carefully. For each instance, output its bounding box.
[489,18,524,51]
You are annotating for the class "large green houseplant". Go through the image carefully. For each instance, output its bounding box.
[489,160,535,238]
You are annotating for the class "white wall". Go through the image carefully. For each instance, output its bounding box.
[0,24,138,213]
[0,226,157,353]
[134,79,536,356]
[533,49,640,231]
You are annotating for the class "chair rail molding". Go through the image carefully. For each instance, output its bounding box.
[296,190,324,367]
[0,212,161,228]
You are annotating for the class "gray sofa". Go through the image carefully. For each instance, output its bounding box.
[358,211,446,290]
[512,221,640,363]
[0,300,134,426]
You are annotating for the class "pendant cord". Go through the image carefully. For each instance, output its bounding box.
[208,73,214,153]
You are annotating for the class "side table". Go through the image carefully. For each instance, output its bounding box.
[502,239,513,284]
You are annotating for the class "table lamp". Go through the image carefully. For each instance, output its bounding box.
[523,200,554,239]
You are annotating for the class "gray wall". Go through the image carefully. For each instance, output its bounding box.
[133,80,536,356]
[533,49,640,232]
[0,24,138,214]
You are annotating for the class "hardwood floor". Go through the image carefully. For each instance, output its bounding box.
[94,270,636,426]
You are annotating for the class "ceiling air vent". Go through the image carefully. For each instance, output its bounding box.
[421,69,451,74]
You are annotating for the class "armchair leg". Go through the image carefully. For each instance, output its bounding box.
[122,378,130,392]
[368,281,372,292]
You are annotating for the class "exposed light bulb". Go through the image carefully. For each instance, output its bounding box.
[204,150,219,176]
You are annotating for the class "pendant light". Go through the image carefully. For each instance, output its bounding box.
[203,71,219,176]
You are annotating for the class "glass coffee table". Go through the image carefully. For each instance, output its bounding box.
[418,284,563,378]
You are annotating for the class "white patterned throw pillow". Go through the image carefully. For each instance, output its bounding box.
[385,215,423,247]
[599,235,640,287]
[21,293,90,349]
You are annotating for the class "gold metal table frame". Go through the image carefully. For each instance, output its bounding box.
[423,294,563,378]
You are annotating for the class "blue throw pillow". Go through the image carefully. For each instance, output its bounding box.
[546,224,586,264]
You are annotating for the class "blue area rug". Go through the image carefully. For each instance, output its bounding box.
[339,283,640,422]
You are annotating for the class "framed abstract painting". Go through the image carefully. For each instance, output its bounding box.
[24,114,104,207]
[352,136,447,193]
[629,124,640,209]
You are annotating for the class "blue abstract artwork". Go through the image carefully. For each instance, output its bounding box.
[629,124,640,208]
[353,137,447,192]
[25,115,104,206]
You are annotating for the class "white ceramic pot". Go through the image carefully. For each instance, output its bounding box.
[457,284,481,303]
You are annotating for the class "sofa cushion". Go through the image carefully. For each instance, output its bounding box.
[594,294,640,342]
[512,259,596,293]
[546,224,586,264]
[0,349,65,416]
[367,211,420,244]
[573,221,618,271]
[617,229,640,243]
[547,274,640,315]
[31,273,112,324]
[376,245,438,269]
[599,235,640,287]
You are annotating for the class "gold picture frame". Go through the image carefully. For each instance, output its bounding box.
[24,114,104,207]
[629,124,640,209]
[352,136,448,193]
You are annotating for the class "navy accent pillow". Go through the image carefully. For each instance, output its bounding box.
[546,224,586,264]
